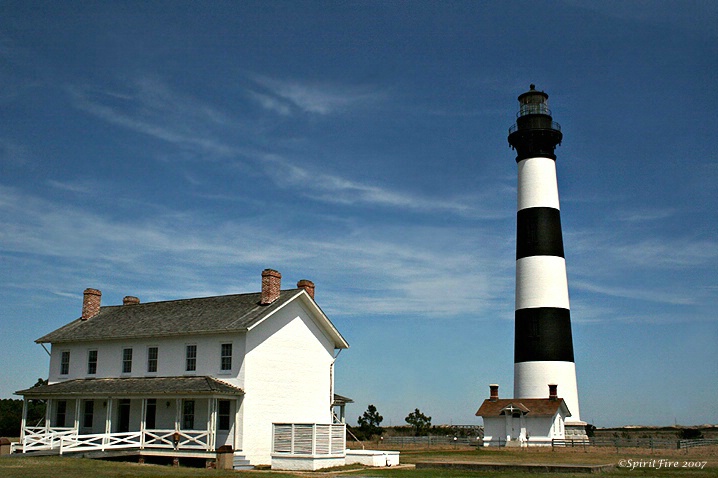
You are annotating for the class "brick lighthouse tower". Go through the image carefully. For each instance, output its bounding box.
[508,85,585,432]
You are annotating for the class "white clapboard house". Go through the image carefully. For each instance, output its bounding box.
[476,384,571,447]
[15,269,350,467]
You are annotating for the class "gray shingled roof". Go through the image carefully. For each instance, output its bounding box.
[37,289,303,343]
[475,398,571,417]
[16,376,244,397]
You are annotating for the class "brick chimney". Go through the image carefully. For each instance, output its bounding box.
[549,384,558,401]
[123,296,140,306]
[260,269,282,305]
[489,384,499,402]
[297,279,315,299]
[81,288,102,320]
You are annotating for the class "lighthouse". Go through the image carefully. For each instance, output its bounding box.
[508,85,584,428]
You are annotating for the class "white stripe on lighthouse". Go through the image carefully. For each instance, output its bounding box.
[514,361,581,422]
[517,157,560,211]
[515,256,570,309]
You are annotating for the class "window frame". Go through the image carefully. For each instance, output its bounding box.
[185,344,197,372]
[183,399,195,429]
[220,343,232,372]
[147,346,158,373]
[60,350,70,376]
[87,349,98,375]
[83,400,94,428]
[122,347,133,374]
[56,400,67,427]
[145,398,157,429]
[218,400,231,431]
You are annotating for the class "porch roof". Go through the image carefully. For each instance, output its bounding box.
[16,376,245,398]
[332,393,354,405]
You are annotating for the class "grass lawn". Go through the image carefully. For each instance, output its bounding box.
[1,446,716,478]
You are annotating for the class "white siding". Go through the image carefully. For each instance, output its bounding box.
[48,333,246,387]
[241,300,336,465]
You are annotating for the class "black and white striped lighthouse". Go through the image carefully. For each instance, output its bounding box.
[508,85,582,423]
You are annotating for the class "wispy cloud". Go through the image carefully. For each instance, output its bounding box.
[572,279,695,306]
[0,185,513,319]
[67,76,508,219]
[615,207,676,223]
[67,79,237,158]
[248,74,384,115]
[260,153,511,219]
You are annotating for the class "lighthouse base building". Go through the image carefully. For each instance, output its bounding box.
[476,384,587,447]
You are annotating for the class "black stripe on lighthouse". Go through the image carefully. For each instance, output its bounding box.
[514,308,574,362]
[516,207,565,259]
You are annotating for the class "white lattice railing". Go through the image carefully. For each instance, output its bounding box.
[60,431,142,454]
[19,428,211,454]
[22,427,76,452]
[273,423,345,456]
[143,429,210,450]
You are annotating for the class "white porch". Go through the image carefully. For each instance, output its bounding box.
[15,377,245,458]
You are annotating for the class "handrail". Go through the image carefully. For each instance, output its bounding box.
[508,121,561,135]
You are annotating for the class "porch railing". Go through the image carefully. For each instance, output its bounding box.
[19,427,210,454]
[22,426,76,452]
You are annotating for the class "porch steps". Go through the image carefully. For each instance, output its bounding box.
[233,454,253,470]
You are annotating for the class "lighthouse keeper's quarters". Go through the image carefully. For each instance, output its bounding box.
[476,384,571,447]
[14,269,350,468]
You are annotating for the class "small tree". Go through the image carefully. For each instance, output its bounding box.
[405,408,432,436]
[357,404,383,439]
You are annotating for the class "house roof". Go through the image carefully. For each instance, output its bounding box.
[476,398,571,418]
[16,376,244,398]
[36,289,348,348]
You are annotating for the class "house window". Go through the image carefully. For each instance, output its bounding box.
[83,400,94,428]
[56,400,67,427]
[122,348,133,373]
[183,400,195,429]
[220,343,232,371]
[218,400,231,431]
[147,347,158,373]
[185,345,197,372]
[87,350,98,375]
[60,351,70,375]
[145,399,156,429]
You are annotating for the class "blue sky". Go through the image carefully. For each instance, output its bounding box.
[1,1,716,428]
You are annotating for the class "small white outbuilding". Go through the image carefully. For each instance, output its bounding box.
[476,384,571,447]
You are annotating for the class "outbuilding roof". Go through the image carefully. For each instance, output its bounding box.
[16,376,244,398]
[476,398,571,418]
[36,288,348,348]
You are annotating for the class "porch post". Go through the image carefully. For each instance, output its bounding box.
[175,399,181,431]
[233,398,241,451]
[140,398,147,449]
[73,399,81,432]
[208,398,217,451]
[103,398,113,451]
[20,397,28,442]
[45,398,52,430]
